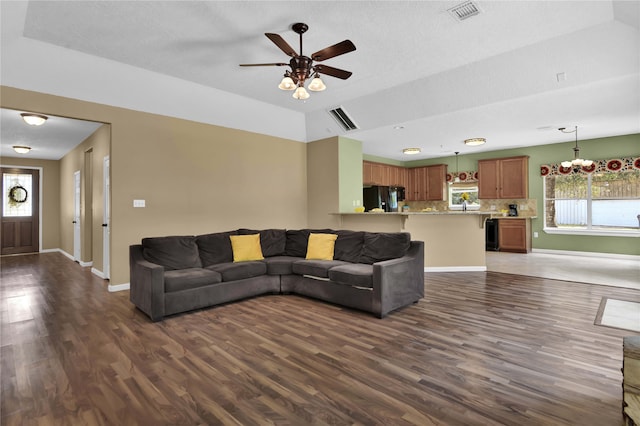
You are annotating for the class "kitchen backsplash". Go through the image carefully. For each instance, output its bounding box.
[400,198,537,217]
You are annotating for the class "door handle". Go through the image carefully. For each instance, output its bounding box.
[102,224,108,227]
[72,221,77,224]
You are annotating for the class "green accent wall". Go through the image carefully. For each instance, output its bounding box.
[338,137,363,213]
[365,133,640,256]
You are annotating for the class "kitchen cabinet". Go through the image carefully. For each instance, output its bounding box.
[388,165,407,187]
[498,219,531,253]
[478,156,529,199]
[363,161,407,187]
[363,161,388,185]
[406,164,446,201]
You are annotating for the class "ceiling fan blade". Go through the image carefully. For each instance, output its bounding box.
[265,33,297,57]
[314,64,352,80]
[239,63,288,67]
[312,40,356,62]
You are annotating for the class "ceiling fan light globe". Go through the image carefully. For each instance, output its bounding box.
[582,159,593,167]
[561,160,573,168]
[293,86,310,100]
[278,77,296,90]
[308,77,326,91]
[572,158,584,166]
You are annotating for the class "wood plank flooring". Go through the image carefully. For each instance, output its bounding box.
[1,252,638,425]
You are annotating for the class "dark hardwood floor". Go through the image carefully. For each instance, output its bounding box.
[1,252,638,425]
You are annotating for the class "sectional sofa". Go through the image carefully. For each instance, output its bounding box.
[129,228,424,321]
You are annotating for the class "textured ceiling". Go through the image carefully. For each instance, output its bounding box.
[1,1,639,161]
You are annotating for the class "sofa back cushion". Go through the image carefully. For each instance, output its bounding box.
[334,230,365,263]
[237,228,286,257]
[285,229,332,257]
[142,235,202,270]
[360,232,411,264]
[196,231,237,266]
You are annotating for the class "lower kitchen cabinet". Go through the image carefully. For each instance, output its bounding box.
[498,219,531,253]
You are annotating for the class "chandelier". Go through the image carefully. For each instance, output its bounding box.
[559,126,593,169]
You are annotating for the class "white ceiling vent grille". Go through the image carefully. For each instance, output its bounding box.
[447,1,481,21]
[328,106,359,132]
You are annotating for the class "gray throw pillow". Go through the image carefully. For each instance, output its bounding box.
[360,232,411,264]
[142,235,202,270]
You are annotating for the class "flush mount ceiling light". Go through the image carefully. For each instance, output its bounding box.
[402,148,421,155]
[464,137,486,146]
[559,126,592,169]
[20,113,48,126]
[13,145,32,154]
[240,23,356,100]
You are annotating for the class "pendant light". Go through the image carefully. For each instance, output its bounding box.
[560,126,593,169]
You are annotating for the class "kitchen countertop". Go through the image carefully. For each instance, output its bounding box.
[335,211,537,219]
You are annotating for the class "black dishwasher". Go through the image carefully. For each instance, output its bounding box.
[486,219,499,251]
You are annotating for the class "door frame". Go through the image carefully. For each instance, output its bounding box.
[102,155,110,280]
[73,170,81,262]
[0,164,43,254]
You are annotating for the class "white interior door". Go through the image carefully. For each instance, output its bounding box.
[102,156,110,279]
[73,170,81,261]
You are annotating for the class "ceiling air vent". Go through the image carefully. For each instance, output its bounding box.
[328,106,359,132]
[447,1,481,21]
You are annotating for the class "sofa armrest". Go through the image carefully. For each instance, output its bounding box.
[372,241,424,318]
[129,244,165,321]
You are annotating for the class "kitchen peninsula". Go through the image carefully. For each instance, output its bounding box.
[333,211,534,271]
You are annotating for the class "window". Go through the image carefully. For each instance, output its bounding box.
[448,184,479,210]
[3,173,33,217]
[544,169,640,235]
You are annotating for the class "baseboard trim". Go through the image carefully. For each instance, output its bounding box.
[79,260,92,268]
[532,248,640,261]
[108,283,129,292]
[91,268,105,279]
[425,266,487,272]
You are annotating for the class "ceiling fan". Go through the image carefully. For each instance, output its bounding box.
[240,23,356,100]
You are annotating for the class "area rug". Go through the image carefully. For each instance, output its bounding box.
[594,297,640,333]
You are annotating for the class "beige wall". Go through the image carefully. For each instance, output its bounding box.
[0,156,60,250]
[1,86,309,286]
[59,124,110,270]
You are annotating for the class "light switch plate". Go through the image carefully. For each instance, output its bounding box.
[133,199,145,208]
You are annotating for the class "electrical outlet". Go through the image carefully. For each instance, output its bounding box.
[520,204,527,211]
[133,199,145,208]
[490,205,496,211]
[534,232,539,238]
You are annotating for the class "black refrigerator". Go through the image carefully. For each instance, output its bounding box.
[363,186,404,212]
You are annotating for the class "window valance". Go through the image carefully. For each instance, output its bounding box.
[540,157,640,176]
[446,170,478,183]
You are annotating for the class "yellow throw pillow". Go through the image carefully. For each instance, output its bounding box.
[306,233,338,260]
[230,234,264,262]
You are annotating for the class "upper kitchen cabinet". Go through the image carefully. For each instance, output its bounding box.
[406,164,447,201]
[363,161,406,187]
[478,156,529,199]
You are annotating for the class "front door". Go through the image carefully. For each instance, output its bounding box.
[1,167,40,255]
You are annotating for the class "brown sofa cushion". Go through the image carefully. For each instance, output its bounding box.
[359,232,411,264]
[142,236,201,270]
